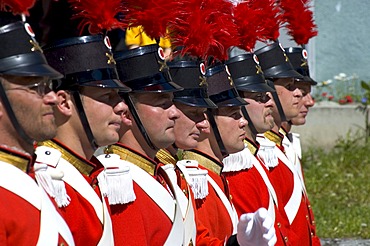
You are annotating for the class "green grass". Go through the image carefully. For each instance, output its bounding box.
[302,134,370,239]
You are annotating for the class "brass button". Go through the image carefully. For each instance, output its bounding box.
[229,194,233,200]
[92,184,96,189]
[311,232,314,237]
[306,215,309,220]
[308,204,311,208]
[312,220,316,225]
[284,236,288,242]
[180,173,185,178]
[226,179,229,184]
[277,222,281,228]
[183,189,188,196]
[60,243,65,246]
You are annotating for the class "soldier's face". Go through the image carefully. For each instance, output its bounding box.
[273,78,303,122]
[133,92,180,149]
[2,75,58,142]
[242,91,275,134]
[173,103,209,150]
[214,106,247,154]
[80,86,126,146]
[290,91,315,126]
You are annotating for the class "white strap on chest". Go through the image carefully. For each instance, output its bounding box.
[207,175,239,235]
[129,163,184,245]
[275,147,303,224]
[162,164,196,246]
[253,156,278,221]
[282,137,307,193]
[291,133,302,159]
[38,186,75,246]
[0,161,75,246]
[56,159,114,245]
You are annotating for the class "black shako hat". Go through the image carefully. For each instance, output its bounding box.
[0,12,62,79]
[168,59,217,108]
[284,47,317,85]
[43,35,130,91]
[254,41,304,80]
[206,63,247,107]
[226,53,275,93]
[114,44,183,93]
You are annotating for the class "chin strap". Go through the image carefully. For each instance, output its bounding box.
[206,109,228,157]
[71,90,98,151]
[0,81,34,146]
[241,106,258,138]
[266,80,287,122]
[123,93,158,151]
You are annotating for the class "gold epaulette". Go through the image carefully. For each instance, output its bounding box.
[183,150,222,176]
[0,147,30,173]
[264,130,283,147]
[156,149,177,165]
[39,140,94,176]
[108,144,157,176]
[244,139,258,156]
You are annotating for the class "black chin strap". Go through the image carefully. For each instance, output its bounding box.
[241,106,258,138]
[267,80,287,122]
[71,90,98,151]
[123,93,158,151]
[206,109,228,157]
[0,82,34,146]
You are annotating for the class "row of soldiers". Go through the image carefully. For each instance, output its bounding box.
[0,0,319,245]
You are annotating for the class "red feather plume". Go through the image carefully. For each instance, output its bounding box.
[233,1,261,52]
[233,0,281,51]
[279,0,318,45]
[0,0,36,16]
[251,0,281,43]
[169,0,239,62]
[68,0,127,34]
[121,0,181,40]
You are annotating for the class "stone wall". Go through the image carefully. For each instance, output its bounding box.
[291,102,367,149]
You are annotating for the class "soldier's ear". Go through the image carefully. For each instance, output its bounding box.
[56,90,73,117]
[121,109,132,127]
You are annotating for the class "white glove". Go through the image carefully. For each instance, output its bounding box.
[237,208,277,246]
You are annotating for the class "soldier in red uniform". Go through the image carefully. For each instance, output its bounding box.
[180,62,276,245]
[255,41,318,245]
[38,35,129,245]
[0,2,74,245]
[223,52,295,246]
[281,47,320,245]
[103,44,186,245]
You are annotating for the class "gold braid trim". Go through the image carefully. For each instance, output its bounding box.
[156,149,177,165]
[39,140,94,176]
[264,130,283,147]
[244,139,258,156]
[183,150,222,176]
[108,144,157,176]
[0,148,30,173]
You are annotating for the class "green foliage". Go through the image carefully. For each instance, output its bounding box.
[303,134,370,238]
[356,80,370,141]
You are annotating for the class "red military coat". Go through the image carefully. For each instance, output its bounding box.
[39,139,104,246]
[223,138,292,245]
[279,128,321,246]
[258,130,316,245]
[107,143,173,246]
[0,146,69,245]
[183,149,234,242]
